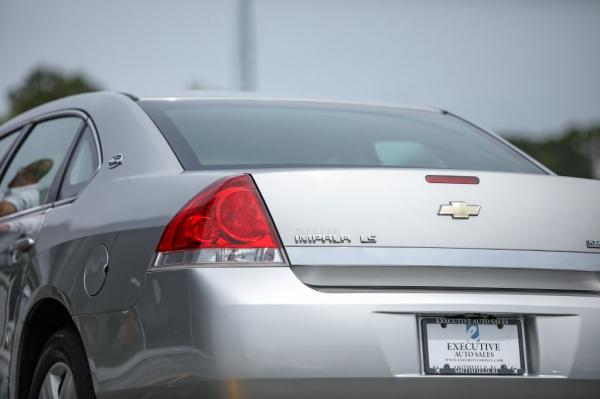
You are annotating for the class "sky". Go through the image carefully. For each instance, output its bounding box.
[1,0,599,137]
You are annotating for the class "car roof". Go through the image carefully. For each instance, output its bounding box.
[1,91,443,132]
[136,91,444,114]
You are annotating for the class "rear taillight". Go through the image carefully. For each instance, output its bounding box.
[153,175,285,269]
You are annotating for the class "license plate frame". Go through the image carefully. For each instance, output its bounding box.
[420,316,525,376]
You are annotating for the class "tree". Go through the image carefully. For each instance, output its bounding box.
[507,125,600,179]
[7,66,101,118]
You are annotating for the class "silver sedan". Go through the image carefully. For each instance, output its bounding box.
[0,92,599,399]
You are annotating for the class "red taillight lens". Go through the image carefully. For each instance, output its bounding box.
[154,175,284,268]
[157,175,280,252]
[216,186,272,243]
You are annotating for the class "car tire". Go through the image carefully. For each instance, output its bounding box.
[28,327,95,399]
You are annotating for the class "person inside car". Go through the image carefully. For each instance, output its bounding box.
[0,158,54,217]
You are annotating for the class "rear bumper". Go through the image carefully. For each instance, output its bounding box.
[76,268,600,399]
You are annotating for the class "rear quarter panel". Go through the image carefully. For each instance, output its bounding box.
[7,94,233,398]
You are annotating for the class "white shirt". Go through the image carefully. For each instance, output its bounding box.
[1,184,40,213]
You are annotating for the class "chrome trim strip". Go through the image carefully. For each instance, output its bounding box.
[0,109,102,165]
[82,112,103,166]
[0,203,53,223]
[293,266,600,292]
[285,247,600,272]
[53,197,77,207]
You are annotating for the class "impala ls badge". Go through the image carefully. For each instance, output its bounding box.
[294,234,351,244]
[294,233,377,245]
[587,240,600,249]
[438,201,481,219]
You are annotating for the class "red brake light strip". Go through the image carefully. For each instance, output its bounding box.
[425,175,480,185]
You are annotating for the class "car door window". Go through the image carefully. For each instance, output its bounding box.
[0,117,82,218]
[58,126,99,200]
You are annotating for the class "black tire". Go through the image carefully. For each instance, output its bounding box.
[28,327,96,399]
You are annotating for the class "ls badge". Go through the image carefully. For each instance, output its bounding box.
[587,240,600,249]
[438,201,481,220]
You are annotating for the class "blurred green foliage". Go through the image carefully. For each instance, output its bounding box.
[5,66,101,119]
[508,126,600,179]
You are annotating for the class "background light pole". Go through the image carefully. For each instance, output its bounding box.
[238,0,256,91]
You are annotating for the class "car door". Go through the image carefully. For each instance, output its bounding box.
[0,128,22,392]
[0,116,83,396]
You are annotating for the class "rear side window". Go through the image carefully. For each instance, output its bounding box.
[0,117,81,217]
[140,100,543,174]
[59,127,99,200]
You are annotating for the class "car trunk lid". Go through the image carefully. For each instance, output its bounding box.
[252,169,600,291]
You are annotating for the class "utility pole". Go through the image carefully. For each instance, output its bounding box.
[238,0,255,91]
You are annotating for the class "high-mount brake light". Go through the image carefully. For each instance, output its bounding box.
[153,175,285,269]
[425,175,480,185]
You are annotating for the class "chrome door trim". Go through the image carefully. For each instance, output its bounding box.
[285,247,600,272]
[51,111,103,203]
[0,109,102,169]
[0,109,103,211]
[0,203,53,225]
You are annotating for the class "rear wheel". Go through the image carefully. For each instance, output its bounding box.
[28,327,95,399]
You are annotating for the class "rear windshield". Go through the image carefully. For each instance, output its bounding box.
[139,100,543,174]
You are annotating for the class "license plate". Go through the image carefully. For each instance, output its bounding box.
[421,316,525,375]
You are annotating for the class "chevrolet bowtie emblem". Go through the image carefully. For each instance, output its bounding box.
[438,201,481,219]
